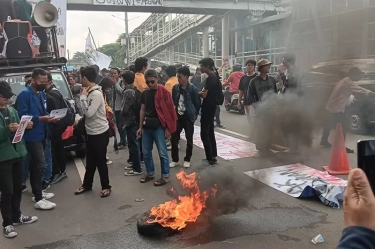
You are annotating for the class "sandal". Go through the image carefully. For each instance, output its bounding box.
[100,189,111,198]
[140,175,155,183]
[154,178,169,186]
[74,186,92,195]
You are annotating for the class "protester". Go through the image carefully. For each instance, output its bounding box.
[24,74,32,88]
[191,67,203,91]
[164,65,178,94]
[134,57,149,93]
[67,75,83,116]
[75,66,111,197]
[16,68,56,210]
[281,53,301,93]
[45,73,68,185]
[121,71,143,176]
[137,69,177,186]
[0,81,38,238]
[321,67,375,153]
[111,67,127,149]
[223,64,244,104]
[170,66,201,168]
[128,65,137,74]
[238,59,257,131]
[247,59,277,157]
[199,58,221,165]
[336,168,375,248]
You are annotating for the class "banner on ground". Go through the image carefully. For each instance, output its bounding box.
[244,164,347,209]
[93,0,163,6]
[85,33,112,70]
[29,0,67,57]
[181,125,258,160]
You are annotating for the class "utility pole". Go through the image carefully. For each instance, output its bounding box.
[125,12,129,67]
[67,49,70,66]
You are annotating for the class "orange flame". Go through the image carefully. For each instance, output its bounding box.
[147,171,217,230]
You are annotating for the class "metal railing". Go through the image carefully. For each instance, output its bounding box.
[129,14,213,62]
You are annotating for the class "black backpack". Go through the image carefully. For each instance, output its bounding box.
[217,78,224,105]
[51,88,75,127]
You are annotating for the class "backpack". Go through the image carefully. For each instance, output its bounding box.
[217,79,224,105]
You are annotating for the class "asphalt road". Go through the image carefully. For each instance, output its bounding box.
[2,109,373,249]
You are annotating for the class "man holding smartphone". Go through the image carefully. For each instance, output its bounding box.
[321,67,375,153]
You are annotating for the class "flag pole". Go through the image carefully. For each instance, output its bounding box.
[88,27,98,50]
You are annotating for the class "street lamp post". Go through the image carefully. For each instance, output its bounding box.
[125,12,129,67]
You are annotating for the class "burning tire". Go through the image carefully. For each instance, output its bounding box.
[137,212,176,237]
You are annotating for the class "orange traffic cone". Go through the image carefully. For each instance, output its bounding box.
[322,123,350,175]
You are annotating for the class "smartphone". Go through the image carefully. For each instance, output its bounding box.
[357,140,375,194]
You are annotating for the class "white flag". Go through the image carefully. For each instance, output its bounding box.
[84,33,111,70]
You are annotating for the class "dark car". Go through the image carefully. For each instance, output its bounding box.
[0,65,86,157]
[301,59,375,134]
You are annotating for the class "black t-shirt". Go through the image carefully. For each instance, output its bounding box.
[140,89,158,118]
[202,73,219,110]
[0,107,10,126]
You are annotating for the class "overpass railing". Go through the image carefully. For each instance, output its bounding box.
[129,14,213,62]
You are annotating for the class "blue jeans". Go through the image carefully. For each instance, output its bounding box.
[142,126,170,178]
[23,138,52,186]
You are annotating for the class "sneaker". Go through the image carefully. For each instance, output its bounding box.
[42,181,50,191]
[50,172,68,185]
[3,225,17,238]
[127,158,133,165]
[106,156,109,160]
[13,215,38,226]
[215,124,225,128]
[21,185,27,193]
[320,141,332,148]
[167,145,172,151]
[124,170,143,176]
[125,165,133,170]
[106,160,113,165]
[183,161,191,168]
[32,192,54,202]
[34,199,56,210]
[170,161,180,168]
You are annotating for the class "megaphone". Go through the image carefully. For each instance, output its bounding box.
[33,2,59,28]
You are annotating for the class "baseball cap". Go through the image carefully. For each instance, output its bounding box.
[0,81,15,99]
[144,69,158,78]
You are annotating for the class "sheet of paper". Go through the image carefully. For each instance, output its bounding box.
[12,115,33,144]
[50,108,67,119]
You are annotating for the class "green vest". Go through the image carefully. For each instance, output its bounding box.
[0,106,27,163]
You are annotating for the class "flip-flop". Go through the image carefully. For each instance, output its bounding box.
[100,189,111,198]
[74,186,92,195]
[154,178,169,187]
[140,175,155,183]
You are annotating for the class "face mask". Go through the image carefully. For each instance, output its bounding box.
[36,84,45,91]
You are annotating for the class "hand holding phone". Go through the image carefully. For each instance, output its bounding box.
[357,140,375,195]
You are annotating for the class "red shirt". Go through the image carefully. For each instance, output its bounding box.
[224,71,245,93]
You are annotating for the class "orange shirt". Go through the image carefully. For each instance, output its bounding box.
[164,76,178,94]
[134,72,148,92]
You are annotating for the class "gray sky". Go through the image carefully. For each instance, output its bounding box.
[66,11,150,55]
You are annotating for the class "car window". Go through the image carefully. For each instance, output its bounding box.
[353,64,375,74]
[310,65,349,76]
[0,72,71,100]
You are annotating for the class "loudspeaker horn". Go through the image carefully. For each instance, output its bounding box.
[33,2,59,28]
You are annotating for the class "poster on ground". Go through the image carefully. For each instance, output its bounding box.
[244,164,347,209]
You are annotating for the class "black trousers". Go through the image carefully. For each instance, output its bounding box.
[200,108,217,161]
[215,105,221,125]
[126,125,142,173]
[25,141,45,202]
[0,160,23,227]
[33,26,48,53]
[83,129,111,190]
[171,119,194,162]
[51,133,66,177]
[321,112,346,143]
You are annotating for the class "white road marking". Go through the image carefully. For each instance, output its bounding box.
[215,127,249,139]
[72,153,85,183]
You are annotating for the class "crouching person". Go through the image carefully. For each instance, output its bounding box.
[0,81,38,238]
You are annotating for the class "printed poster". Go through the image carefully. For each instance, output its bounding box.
[244,164,347,209]
[12,116,33,143]
[181,125,258,160]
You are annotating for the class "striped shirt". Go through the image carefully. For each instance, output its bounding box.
[326,77,372,113]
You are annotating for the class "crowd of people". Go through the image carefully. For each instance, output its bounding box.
[1,53,375,248]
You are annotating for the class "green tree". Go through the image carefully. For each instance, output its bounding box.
[71,51,86,63]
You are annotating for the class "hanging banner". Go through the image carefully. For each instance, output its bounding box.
[29,0,67,57]
[93,0,163,6]
[85,33,112,70]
